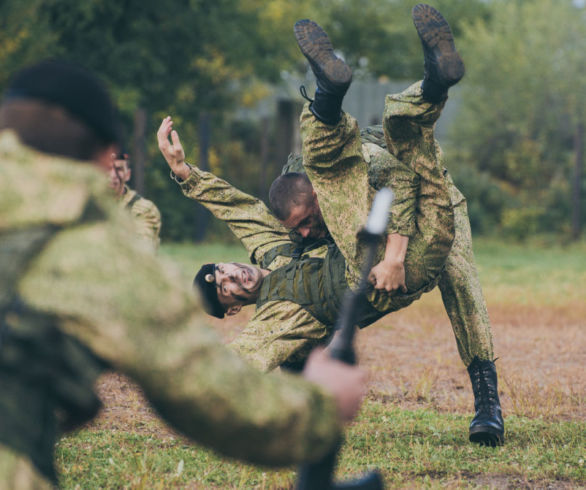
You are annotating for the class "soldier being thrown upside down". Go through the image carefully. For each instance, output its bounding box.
[158,4,504,447]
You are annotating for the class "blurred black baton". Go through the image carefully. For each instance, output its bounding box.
[296,187,394,490]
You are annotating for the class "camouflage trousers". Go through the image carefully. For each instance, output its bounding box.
[300,82,455,314]
[301,82,493,365]
[439,173,494,364]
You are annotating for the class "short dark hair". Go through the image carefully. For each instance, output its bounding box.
[269,172,314,221]
[0,100,107,161]
[0,59,119,161]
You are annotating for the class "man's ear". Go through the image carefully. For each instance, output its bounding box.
[226,305,242,316]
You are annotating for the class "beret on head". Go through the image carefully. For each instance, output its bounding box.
[4,59,120,144]
[193,263,225,319]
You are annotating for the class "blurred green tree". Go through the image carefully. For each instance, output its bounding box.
[3,0,580,241]
[450,0,586,239]
[0,0,314,241]
[310,0,490,80]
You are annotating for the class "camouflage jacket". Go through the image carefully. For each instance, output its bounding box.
[283,136,420,238]
[119,186,161,250]
[178,159,406,371]
[0,131,341,485]
[177,128,421,367]
[176,166,330,370]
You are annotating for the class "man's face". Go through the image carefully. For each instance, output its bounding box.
[281,192,328,239]
[107,153,131,196]
[214,262,263,315]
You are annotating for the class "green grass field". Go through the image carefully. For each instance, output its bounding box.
[56,239,586,489]
[56,408,584,489]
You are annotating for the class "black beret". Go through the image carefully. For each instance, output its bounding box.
[4,59,120,144]
[193,263,225,319]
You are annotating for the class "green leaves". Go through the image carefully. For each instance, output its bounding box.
[450,0,586,236]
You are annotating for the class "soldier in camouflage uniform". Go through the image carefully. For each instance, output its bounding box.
[0,60,367,488]
[159,112,452,370]
[159,5,503,447]
[108,152,162,250]
[287,6,502,446]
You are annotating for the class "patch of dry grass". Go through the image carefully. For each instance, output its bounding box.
[357,289,585,421]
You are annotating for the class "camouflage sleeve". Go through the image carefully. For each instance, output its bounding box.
[0,446,53,490]
[364,143,419,237]
[18,211,340,466]
[128,197,161,250]
[230,300,332,372]
[177,166,291,264]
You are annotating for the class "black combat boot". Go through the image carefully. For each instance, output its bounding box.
[412,4,465,103]
[294,19,352,125]
[467,357,505,447]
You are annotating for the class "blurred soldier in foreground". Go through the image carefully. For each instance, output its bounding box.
[158,4,503,447]
[108,151,162,249]
[0,59,366,488]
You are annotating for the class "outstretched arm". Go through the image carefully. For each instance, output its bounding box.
[157,117,291,264]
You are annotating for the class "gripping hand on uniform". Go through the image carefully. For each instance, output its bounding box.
[368,232,409,293]
[157,116,191,181]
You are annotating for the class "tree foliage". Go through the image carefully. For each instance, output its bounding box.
[312,0,490,79]
[1,0,582,240]
[449,0,586,237]
[0,0,317,241]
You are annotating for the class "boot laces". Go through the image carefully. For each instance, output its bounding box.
[472,365,498,415]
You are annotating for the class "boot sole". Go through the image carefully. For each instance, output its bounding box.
[294,19,352,89]
[412,4,465,86]
[469,426,504,447]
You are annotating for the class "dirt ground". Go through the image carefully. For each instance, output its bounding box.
[90,289,585,437]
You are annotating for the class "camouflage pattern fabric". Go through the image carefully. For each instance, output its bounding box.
[438,173,494,364]
[384,82,493,363]
[178,167,292,266]
[178,168,335,371]
[288,121,494,364]
[0,130,341,486]
[230,298,332,372]
[0,445,52,490]
[283,144,419,238]
[120,186,161,250]
[300,81,455,311]
[179,152,439,370]
[177,82,493,370]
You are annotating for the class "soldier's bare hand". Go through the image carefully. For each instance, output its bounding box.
[369,259,407,293]
[157,116,190,180]
[303,348,367,422]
